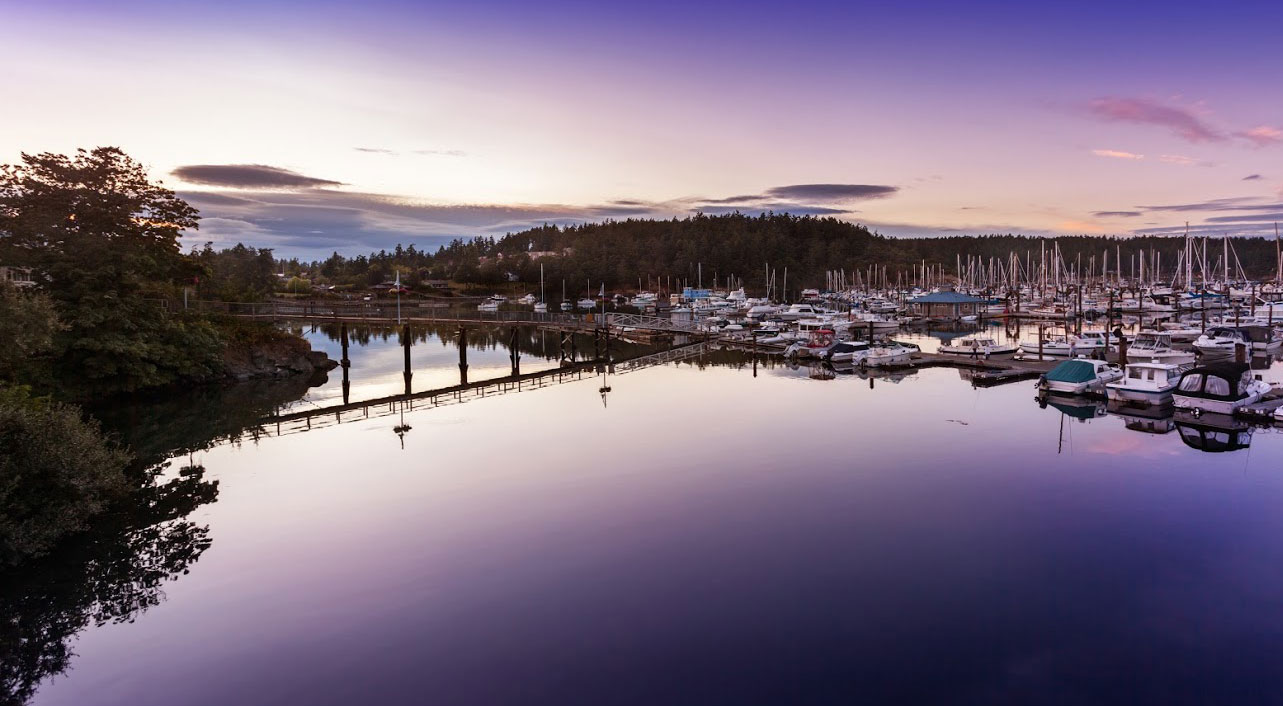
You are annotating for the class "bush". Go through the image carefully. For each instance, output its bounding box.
[0,387,131,566]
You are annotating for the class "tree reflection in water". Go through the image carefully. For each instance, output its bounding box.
[1,373,325,705]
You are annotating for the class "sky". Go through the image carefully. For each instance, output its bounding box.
[2,0,1282,258]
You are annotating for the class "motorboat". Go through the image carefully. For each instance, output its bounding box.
[576,298,597,310]
[784,328,839,359]
[477,300,500,312]
[518,293,537,305]
[533,302,548,313]
[1173,362,1273,416]
[849,312,902,333]
[1105,361,1185,405]
[863,341,918,368]
[1037,358,1123,395]
[1019,335,1101,358]
[938,335,1017,357]
[827,340,872,364]
[1125,332,1195,364]
[1192,326,1281,357]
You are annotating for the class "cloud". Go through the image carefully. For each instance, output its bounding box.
[1235,126,1283,147]
[1158,154,1202,166]
[354,147,396,154]
[1243,174,1263,180]
[1092,211,1142,218]
[1137,197,1263,212]
[763,184,898,201]
[1091,149,1144,160]
[1086,96,1223,143]
[172,164,342,190]
[412,149,467,157]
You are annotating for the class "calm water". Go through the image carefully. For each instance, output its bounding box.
[12,323,1283,706]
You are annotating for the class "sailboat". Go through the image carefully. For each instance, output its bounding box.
[560,280,572,311]
[534,264,548,313]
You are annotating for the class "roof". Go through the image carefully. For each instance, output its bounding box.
[908,291,985,304]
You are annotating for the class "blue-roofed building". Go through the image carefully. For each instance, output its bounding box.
[907,289,986,319]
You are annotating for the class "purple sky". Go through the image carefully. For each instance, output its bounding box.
[2,0,1281,257]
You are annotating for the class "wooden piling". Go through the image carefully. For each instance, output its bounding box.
[458,326,469,385]
[402,324,412,395]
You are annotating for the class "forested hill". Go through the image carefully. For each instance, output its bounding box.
[290,213,1281,292]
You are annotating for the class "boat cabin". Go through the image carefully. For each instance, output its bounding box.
[1175,362,1256,402]
[1121,362,1182,390]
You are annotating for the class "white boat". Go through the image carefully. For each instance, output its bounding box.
[1126,332,1194,364]
[518,293,537,305]
[863,341,917,368]
[1193,326,1281,357]
[1157,322,1203,342]
[1037,358,1123,395]
[827,340,872,363]
[533,302,548,313]
[560,301,573,312]
[776,303,823,321]
[849,312,901,333]
[1105,361,1185,405]
[938,335,1017,357]
[1019,335,1101,358]
[576,298,596,310]
[477,301,499,312]
[1173,362,1273,416]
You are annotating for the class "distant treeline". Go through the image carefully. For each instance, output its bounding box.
[257,213,1282,297]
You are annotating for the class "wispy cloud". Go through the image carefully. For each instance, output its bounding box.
[1243,174,1263,181]
[1158,154,1204,166]
[1092,210,1142,217]
[173,164,342,190]
[1086,97,1222,143]
[1091,149,1144,160]
[1235,125,1283,147]
[763,184,899,201]
[412,149,467,157]
[353,147,467,157]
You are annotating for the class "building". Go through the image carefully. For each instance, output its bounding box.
[0,265,35,288]
[907,289,985,319]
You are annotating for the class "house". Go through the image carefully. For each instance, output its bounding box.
[424,279,450,290]
[0,265,35,289]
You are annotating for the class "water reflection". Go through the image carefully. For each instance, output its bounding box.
[0,466,218,705]
[10,330,1283,705]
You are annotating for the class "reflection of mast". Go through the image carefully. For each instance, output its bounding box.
[393,403,411,449]
[598,366,612,408]
[1058,411,1065,455]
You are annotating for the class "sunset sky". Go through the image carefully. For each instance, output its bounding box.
[3,0,1282,257]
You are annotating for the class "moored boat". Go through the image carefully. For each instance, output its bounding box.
[1105,361,1185,405]
[1173,362,1273,416]
[938,335,1017,357]
[1037,358,1122,395]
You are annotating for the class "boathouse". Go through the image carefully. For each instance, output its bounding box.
[907,289,985,319]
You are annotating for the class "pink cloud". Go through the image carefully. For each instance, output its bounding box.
[1091,149,1144,160]
[1087,96,1223,143]
[1235,125,1283,147]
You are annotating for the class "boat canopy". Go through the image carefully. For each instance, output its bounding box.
[1044,360,1100,384]
[1176,362,1252,401]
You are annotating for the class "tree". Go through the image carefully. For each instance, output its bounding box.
[0,148,223,396]
[0,283,61,382]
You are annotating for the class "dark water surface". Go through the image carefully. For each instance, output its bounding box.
[17,324,1283,706]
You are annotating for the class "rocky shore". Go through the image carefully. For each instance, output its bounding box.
[222,334,338,382]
